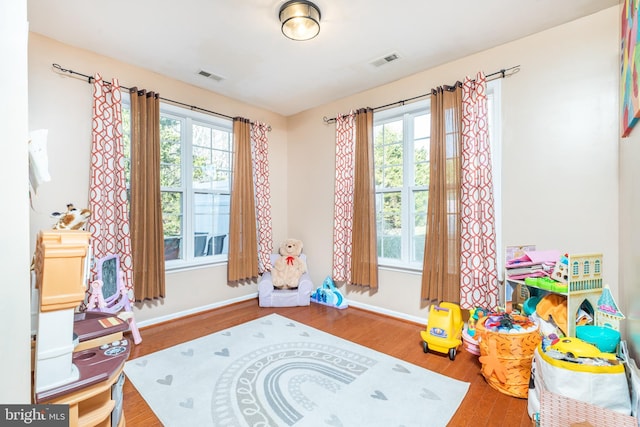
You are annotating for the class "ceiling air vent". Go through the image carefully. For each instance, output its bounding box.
[197,70,224,82]
[371,53,400,67]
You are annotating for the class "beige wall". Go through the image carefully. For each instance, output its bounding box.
[619,40,640,364]
[288,7,620,322]
[26,7,624,341]
[2,0,31,403]
[28,33,290,323]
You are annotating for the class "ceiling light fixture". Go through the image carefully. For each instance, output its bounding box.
[279,1,321,41]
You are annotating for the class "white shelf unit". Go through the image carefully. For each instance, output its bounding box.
[504,251,603,337]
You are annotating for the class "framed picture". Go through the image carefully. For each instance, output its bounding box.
[621,0,640,137]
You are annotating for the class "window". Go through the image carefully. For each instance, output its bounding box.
[374,100,429,268]
[373,80,501,269]
[122,96,233,269]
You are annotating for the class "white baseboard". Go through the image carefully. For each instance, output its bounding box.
[346,300,427,325]
[136,293,259,328]
[136,292,427,329]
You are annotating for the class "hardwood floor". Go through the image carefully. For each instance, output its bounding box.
[123,299,533,426]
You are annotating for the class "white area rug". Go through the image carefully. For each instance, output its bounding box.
[124,314,469,427]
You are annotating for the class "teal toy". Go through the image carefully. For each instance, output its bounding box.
[310,276,348,309]
[467,307,487,337]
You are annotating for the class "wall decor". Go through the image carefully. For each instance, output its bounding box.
[621,0,640,137]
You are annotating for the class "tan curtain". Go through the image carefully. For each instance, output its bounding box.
[129,88,165,301]
[421,85,462,303]
[351,108,378,288]
[228,117,259,282]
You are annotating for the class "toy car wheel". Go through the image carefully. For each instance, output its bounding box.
[448,348,456,361]
[422,341,429,353]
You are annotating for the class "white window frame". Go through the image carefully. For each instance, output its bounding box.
[374,100,430,270]
[374,79,502,272]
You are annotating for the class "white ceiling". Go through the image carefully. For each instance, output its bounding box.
[28,0,618,116]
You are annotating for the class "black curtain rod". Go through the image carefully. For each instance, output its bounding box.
[52,63,272,130]
[322,65,520,124]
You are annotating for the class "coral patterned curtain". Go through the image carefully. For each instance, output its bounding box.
[421,85,462,304]
[88,74,134,296]
[251,121,273,273]
[332,109,378,288]
[332,111,356,282]
[460,72,499,311]
[129,88,165,301]
[228,117,259,282]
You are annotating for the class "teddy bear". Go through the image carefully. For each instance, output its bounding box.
[271,238,307,289]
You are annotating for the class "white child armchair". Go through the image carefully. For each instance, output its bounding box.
[258,253,313,307]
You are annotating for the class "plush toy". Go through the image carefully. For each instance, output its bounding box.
[51,203,91,230]
[272,238,306,289]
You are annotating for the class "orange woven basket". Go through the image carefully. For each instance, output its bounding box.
[476,315,541,398]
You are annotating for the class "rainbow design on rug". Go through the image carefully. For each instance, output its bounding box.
[212,342,371,425]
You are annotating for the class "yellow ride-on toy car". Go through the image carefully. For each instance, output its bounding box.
[420,302,464,360]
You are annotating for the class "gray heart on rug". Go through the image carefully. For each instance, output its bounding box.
[254,332,265,338]
[371,390,387,400]
[421,388,441,400]
[135,360,148,367]
[286,322,295,327]
[300,332,310,337]
[179,398,193,409]
[215,348,230,357]
[325,414,343,426]
[157,375,173,386]
[393,364,410,373]
[181,349,194,356]
[222,331,231,336]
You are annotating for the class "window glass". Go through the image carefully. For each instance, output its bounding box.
[374,102,428,265]
[160,116,182,187]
